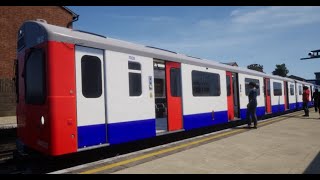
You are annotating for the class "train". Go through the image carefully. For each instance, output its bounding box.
[15,20,319,156]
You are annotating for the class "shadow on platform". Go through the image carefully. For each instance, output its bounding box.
[304,151,320,174]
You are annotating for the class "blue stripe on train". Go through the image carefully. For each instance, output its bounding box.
[78,119,156,148]
[183,111,228,131]
[296,102,303,109]
[240,106,265,120]
[289,103,296,110]
[108,119,156,145]
[272,104,285,113]
[78,124,107,148]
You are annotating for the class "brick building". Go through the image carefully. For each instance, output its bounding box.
[0,6,78,116]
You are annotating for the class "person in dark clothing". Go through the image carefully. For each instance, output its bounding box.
[247,82,258,129]
[318,91,320,119]
[312,89,319,112]
[302,86,310,117]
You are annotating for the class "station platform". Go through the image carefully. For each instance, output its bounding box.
[49,110,320,174]
[0,116,16,129]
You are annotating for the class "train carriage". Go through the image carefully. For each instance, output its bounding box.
[15,20,314,156]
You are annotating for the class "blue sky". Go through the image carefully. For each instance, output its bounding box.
[68,6,320,79]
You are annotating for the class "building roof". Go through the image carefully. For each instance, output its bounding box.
[61,6,78,18]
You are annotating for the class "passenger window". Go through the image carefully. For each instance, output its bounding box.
[299,85,302,95]
[290,84,294,96]
[245,78,260,96]
[226,76,231,96]
[128,61,142,96]
[81,55,102,98]
[170,68,181,97]
[273,82,282,96]
[192,70,220,97]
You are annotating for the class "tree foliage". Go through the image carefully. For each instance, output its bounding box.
[247,64,264,72]
[272,63,289,77]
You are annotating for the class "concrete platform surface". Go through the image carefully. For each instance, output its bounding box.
[0,116,16,129]
[108,111,320,174]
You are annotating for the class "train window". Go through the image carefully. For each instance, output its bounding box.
[192,70,220,97]
[128,61,142,96]
[81,55,102,98]
[299,85,302,95]
[273,82,282,96]
[245,78,260,96]
[290,84,294,95]
[128,62,141,70]
[226,76,231,96]
[155,79,164,97]
[170,68,181,97]
[266,81,270,96]
[24,49,46,105]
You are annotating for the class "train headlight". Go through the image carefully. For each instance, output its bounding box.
[41,116,45,125]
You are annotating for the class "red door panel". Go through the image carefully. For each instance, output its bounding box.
[226,72,234,121]
[284,81,287,110]
[165,62,183,131]
[265,78,271,113]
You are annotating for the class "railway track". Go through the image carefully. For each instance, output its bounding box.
[0,128,16,163]
[0,149,14,162]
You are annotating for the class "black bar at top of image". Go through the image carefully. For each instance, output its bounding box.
[2,0,320,6]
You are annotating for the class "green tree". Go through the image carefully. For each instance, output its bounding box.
[272,63,289,77]
[247,64,264,72]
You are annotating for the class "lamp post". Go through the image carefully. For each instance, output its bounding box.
[301,49,320,60]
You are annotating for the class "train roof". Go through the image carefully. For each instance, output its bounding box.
[20,20,300,82]
[295,79,313,86]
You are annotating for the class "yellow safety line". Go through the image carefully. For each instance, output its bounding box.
[79,111,302,174]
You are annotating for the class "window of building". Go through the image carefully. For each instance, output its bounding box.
[128,61,142,96]
[273,82,282,96]
[245,78,260,96]
[192,70,220,96]
[81,55,102,98]
[25,49,46,105]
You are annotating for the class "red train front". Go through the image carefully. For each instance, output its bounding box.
[16,21,78,156]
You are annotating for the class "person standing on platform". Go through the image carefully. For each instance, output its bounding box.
[312,89,319,112]
[302,86,310,117]
[247,82,258,129]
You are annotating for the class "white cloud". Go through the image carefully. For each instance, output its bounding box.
[230,6,320,32]
[230,9,241,17]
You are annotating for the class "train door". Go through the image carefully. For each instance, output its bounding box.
[154,61,167,133]
[75,46,107,148]
[232,73,240,119]
[284,81,289,110]
[165,61,183,131]
[264,78,272,113]
[226,72,234,120]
